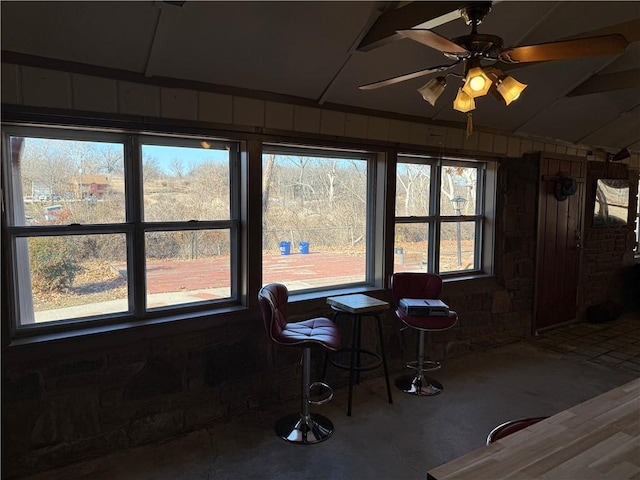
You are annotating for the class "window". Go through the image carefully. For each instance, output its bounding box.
[3,127,239,334]
[394,155,488,275]
[262,145,373,293]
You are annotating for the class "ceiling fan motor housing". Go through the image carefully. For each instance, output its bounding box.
[459,2,493,27]
[449,33,504,60]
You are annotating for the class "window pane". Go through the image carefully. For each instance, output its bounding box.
[394,223,429,272]
[146,230,231,309]
[440,165,478,216]
[142,144,230,222]
[439,221,476,273]
[262,152,368,291]
[9,136,125,226]
[395,162,431,216]
[16,234,128,325]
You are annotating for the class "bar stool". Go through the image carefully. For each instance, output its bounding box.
[322,294,393,416]
[486,417,548,444]
[258,283,341,444]
[390,273,458,396]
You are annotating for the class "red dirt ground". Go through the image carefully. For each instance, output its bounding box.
[139,240,473,294]
[144,252,369,293]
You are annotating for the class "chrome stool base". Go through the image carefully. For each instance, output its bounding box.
[276,413,334,444]
[395,373,443,396]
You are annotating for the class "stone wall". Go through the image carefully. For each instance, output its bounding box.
[434,157,539,358]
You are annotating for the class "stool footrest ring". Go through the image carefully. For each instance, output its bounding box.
[307,381,333,405]
[406,360,441,372]
[329,348,383,372]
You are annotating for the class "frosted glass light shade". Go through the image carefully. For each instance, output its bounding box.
[418,77,447,106]
[453,88,475,113]
[497,76,527,105]
[462,67,492,98]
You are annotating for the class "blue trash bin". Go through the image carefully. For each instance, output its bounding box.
[279,241,291,255]
[299,241,310,254]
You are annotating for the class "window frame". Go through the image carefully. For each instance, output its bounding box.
[261,142,378,293]
[2,124,242,338]
[394,153,493,277]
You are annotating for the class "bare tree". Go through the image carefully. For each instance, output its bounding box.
[262,154,275,216]
[327,159,337,205]
[288,155,312,206]
[96,145,124,175]
[397,164,429,215]
[142,155,163,182]
[169,158,185,178]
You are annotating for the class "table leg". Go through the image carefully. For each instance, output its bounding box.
[348,314,358,417]
[355,315,362,384]
[375,313,393,404]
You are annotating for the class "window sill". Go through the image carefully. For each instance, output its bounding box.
[288,284,383,303]
[3,305,250,357]
[442,272,495,283]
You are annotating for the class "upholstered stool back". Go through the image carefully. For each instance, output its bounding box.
[391,272,442,304]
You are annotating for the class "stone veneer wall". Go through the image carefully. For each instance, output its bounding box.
[1,63,638,478]
[429,156,539,359]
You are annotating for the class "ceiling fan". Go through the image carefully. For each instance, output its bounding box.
[359,1,630,116]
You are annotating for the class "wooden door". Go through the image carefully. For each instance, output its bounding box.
[534,156,585,331]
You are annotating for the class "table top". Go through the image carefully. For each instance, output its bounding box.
[427,377,640,480]
[326,294,389,314]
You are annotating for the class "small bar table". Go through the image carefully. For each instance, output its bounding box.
[323,293,393,416]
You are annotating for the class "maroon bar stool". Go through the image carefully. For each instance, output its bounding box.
[486,417,548,445]
[258,283,341,444]
[390,272,458,396]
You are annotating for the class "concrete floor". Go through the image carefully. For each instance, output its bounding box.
[22,318,640,480]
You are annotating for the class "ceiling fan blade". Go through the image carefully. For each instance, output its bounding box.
[498,34,629,63]
[359,61,460,90]
[357,2,463,52]
[563,19,640,44]
[567,68,640,97]
[397,29,470,56]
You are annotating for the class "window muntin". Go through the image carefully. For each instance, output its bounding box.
[4,129,239,333]
[262,146,371,292]
[395,156,485,275]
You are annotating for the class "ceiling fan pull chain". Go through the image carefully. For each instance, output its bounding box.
[466,112,474,137]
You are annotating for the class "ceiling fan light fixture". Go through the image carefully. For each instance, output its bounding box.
[453,88,475,113]
[462,66,492,98]
[418,76,447,106]
[496,75,527,105]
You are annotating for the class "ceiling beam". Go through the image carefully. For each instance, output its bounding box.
[567,68,640,97]
[356,1,462,52]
